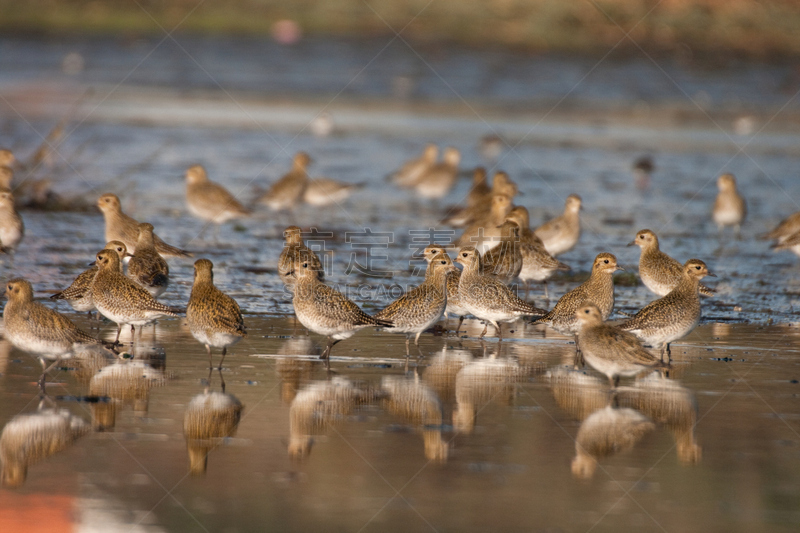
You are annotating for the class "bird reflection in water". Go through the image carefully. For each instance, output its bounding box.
[422,345,473,405]
[88,361,166,431]
[183,370,244,475]
[288,377,374,460]
[548,368,701,480]
[382,374,448,462]
[453,349,521,434]
[276,337,320,404]
[0,396,89,487]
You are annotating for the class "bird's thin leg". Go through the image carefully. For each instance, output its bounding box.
[206,344,213,369]
[479,323,488,338]
[455,316,465,336]
[218,347,227,370]
[114,324,122,345]
[414,333,423,357]
[405,336,411,358]
[130,325,136,345]
[40,357,61,393]
[666,343,672,363]
[494,322,502,341]
[573,334,584,368]
[218,367,226,393]
[613,375,620,388]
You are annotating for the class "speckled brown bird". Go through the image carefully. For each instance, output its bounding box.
[712,173,746,237]
[535,194,582,256]
[185,164,250,226]
[291,254,392,359]
[618,259,713,361]
[455,246,547,340]
[278,226,324,288]
[575,304,667,388]
[303,177,363,207]
[50,240,130,316]
[97,193,192,258]
[422,245,468,335]
[127,223,170,298]
[187,259,246,369]
[0,188,24,256]
[90,249,182,344]
[481,220,523,284]
[457,194,513,253]
[375,252,455,355]
[771,230,800,258]
[258,152,310,211]
[504,206,570,300]
[534,252,622,336]
[628,229,714,297]
[0,167,13,189]
[3,278,100,389]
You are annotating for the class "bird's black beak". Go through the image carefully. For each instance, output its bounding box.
[88,261,96,266]
[626,240,636,247]
[707,272,717,277]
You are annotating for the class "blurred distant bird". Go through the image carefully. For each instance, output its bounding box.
[303,177,363,207]
[0,188,24,256]
[413,147,461,200]
[258,152,311,211]
[442,167,490,227]
[535,194,582,256]
[185,165,250,232]
[97,193,192,257]
[761,211,800,258]
[0,167,13,189]
[389,144,438,188]
[712,173,746,238]
[479,134,504,162]
[457,194,514,253]
[632,155,654,191]
[309,112,334,137]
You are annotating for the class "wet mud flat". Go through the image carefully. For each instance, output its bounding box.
[0,317,799,532]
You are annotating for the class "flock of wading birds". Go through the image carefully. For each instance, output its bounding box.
[0,145,797,393]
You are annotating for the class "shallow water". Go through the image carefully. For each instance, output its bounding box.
[1,35,800,532]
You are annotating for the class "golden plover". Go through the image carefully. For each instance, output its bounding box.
[535,194,582,256]
[187,259,247,369]
[258,152,310,211]
[127,223,170,298]
[712,173,746,237]
[389,143,438,188]
[0,188,24,256]
[185,164,250,229]
[628,229,714,297]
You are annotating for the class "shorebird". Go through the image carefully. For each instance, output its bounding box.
[277,226,324,288]
[457,193,513,253]
[303,177,363,207]
[422,245,468,335]
[412,147,461,200]
[185,165,250,236]
[187,259,247,369]
[127,223,170,298]
[455,246,547,340]
[50,240,130,317]
[3,278,102,389]
[535,194,582,256]
[0,188,24,256]
[712,173,746,237]
[632,155,654,191]
[628,229,715,297]
[375,252,455,355]
[481,220,523,284]
[504,206,570,300]
[258,152,310,211]
[534,253,621,336]
[575,304,667,388]
[618,259,713,361]
[89,249,182,344]
[97,193,192,257]
[290,253,392,360]
[389,144,438,188]
[759,211,800,245]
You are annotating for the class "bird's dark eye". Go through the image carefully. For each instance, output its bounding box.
[639,235,644,239]
[604,260,609,264]
[462,253,467,257]
[584,309,589,313]
[696,266,701,270]
[440,260,446,264]
[302,263,308,268]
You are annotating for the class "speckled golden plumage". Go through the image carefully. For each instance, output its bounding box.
[628,229,714,297]
[127,223,170,298]
[278,226,324,287]
[187,259,246,369]
[618,259,713,360]
[481,220,523,283]
[535,252,621,335]
[185,164,250,224]
[50,240,129,313]
[455,246,547,340]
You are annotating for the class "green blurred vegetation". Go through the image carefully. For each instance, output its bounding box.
[1,0,799,57]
